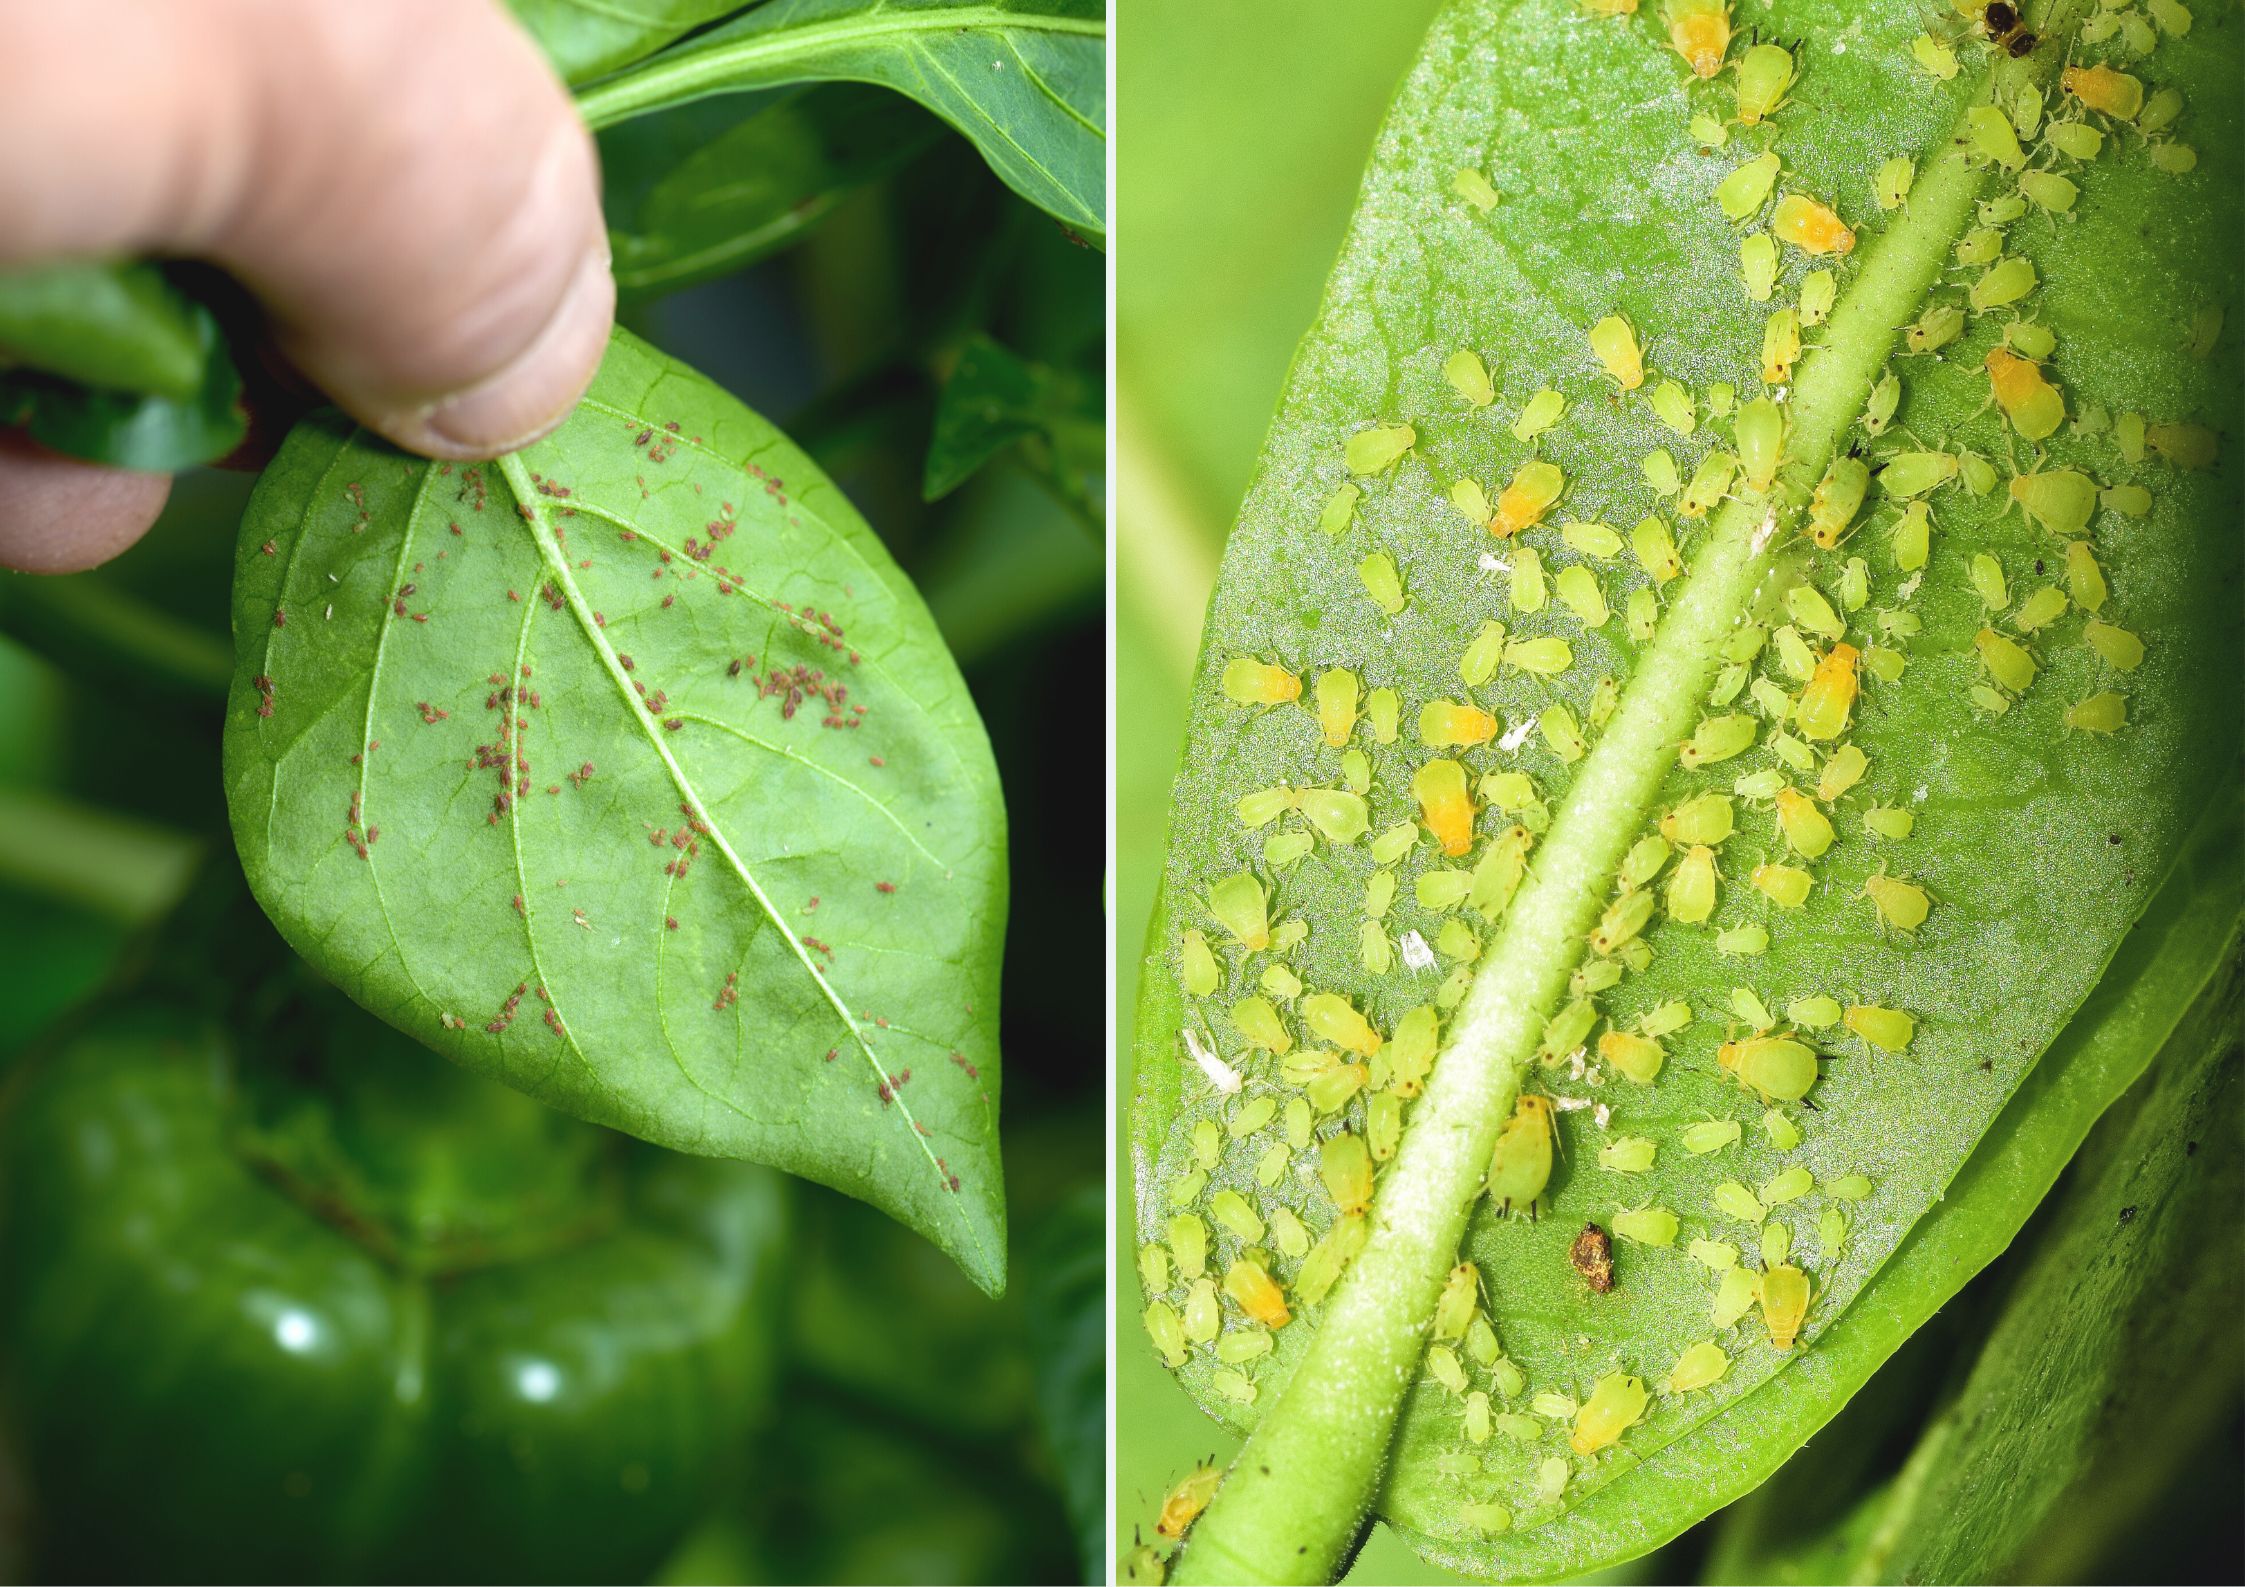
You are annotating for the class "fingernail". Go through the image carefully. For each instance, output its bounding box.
[407,244,614,458]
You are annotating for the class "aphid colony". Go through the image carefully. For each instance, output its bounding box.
[1139,0,2212,1562]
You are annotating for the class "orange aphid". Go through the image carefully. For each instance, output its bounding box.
[1414,758,1476,857]
[1796,643,1859,742]
[1772,194,1855,256]
[1223,1259,1292,1329]
[2063,63,2144,121]
[1665,0,1732,78]
[1492,461,1566,538]
[1984,347,2064,442]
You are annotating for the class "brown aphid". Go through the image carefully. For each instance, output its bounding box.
[1571,1222,1616,1294]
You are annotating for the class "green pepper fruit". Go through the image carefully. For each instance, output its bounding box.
[0,1000,788,1583]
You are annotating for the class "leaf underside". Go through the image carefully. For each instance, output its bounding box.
[1135,0,2241,1575]
[224,328,1009,1295]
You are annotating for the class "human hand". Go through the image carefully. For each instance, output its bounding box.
[0,0,614,573]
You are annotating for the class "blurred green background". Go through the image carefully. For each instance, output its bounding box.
[0,85,1103,1586]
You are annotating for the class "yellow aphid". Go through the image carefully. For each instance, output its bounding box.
[1668,844,1719,924]
[1316,668,1360,746]
[1761,309,1801,385]
[1718,1034,1818,1103]
[1752,863,1815,908]
[1975,628,2038,695]
[1600,1029,1667,1085]
[1796,642,1859,741]
[1589,315,1646,390]
[1984,348,2063,442]
[1570,1373,1649,1454]
[1222,658,1300,706]
[1415,759,1476,857]
[1667,1341,1730,1393]
[1758,1263,1811,1349]
[1304,992,1383,1057]
[1157,1464,1224,1540]
[1865,870,1930,932]
[1223,1258,1291,1329]
[1772,194,1855,256]
[2063,63,2145,121]
[1487,1093,1557,1216]
[1420,699,1499,747]
[1494,461,1566,537]
[1665,0,1732,79]
[1775,786,1835,858]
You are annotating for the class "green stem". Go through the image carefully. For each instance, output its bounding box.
[0,573,232,702]
[0,786,201,922]
[1173,38,2061,1586]
[572,6,1107,132]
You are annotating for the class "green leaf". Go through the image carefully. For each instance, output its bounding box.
[0,262,245,470]
[1131,1,2243,1578]
[222,326,1009,1295]
[1025,1184,1110,1583]
[573,0,1108,247]
[925,333,1103,518]
[509,0,749,84]
[602,86,942,297]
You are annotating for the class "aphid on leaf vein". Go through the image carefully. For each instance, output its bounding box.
[1157,1465,1223,1539]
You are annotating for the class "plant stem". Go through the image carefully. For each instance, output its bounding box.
[0,786,201,923]
[1172,38,2047,1586]
[0,573,232,702]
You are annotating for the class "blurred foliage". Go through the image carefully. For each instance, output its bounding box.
[0,72,1102,1585]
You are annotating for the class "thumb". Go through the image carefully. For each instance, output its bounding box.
[0,0,614,461]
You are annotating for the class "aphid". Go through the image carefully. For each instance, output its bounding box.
[1845,1003,1915,1053]
[1208,874,1270,949]
[1140,1242,1174,1296]
[1599,1028,1666,1084]
[2063,63,2144,121]
[1772,194,1854,257]
[1733,41,1794,124]
[1712,1264,1761,1328]
[1264,831,1313,868]
[1557,566,1611,628]
[1775,786,1836,858]
[2005,320,2057,360]
[1319,482,1361,536]
[2018,170,2077,215]
[1879,450,1958,498]
[1158,1464,1224,1539]
[2148,422,2220,470]
[1965,104,2026,171]
[1740,232,1778,302]
[1491,1355,1526,1400]
[1731,993,1773,1034]
[1295,1212,1369,1306]
[1466,1315,1502,1370]
[1600,1136,1658,1174]
[1969,552,2009,611]
[1718,1034,1819,1103]
[1540,999,1599,1064]
[1759,1263,1812,1349]
[1632,515,1684,583]
[1305,1060,1369,1114]
[1959,451,1998,495]
[1911,31,1959,79]
[1169,1213,1210,1281]
[1446,349,1496,407]
[1682,450,1739,519]
[1359,552,1406,615]
[1230,995,1291,1055]
[1589,315,1646,390]
[1462,1501,1513,1536]
[1339,750,1372,798]
[2149,140,2199,175]
[1667,1340,1730,1394]
[1650,379,1699,436]
[1761,308,1802,384]
[1809,456,1870,547]
[1542,703,1589,764]
[1752,863,1814,909]
[1571,1372,1649,1455]
[1664,0,1732,77]
[1560,520,1622,560]
[1627,588,1660,643]
[1816,743,1868,803]
[1904,301,1966,357]
[1513,387,1568,442]
[1830,1173,1873,1202]
[1762,1166,1813,1205]
[1683,714,1757,768]
[1180,930,1220,998]
[1420,699,1500,749]
[1415,759,1476,857]
[1955,224,2003,262]
[1970,256,2037,313]
[1785,584,1843,640]
[1621,833,1673,890]
[1494,461,1567,536]
[1642,1001,1694,1039]
[1315,669,1360,746]
[2085,622,2145,672]
[1191,1119,1224,1172]
[1258,1143,1295,1190]
[1537,1456,1571,1505]
[1320,1132,1375,1216]
[1614,1207,1680,1248]
[1798,268,1837,328]
[1682,1119,1743,1155]
[1462,619,1510,687]
[1507,636,1574,676]
[1305,993,1381,1057]
[1691,1238,1740,1273]
[1429,1262,1483,1340]
[2064,541,2108,614]
[1668,844,1720,923]
[2011,585,2068,635]
[1817,1204,1848,1260]
[1210,1189,1266,1244]
[1975,627,2038,694]
[1144,1301,1187,1367]
[1984,348,2064,441]
[1487,1093,1557,1217]
[1183,1278,1221,1342]
[1223,658,1300,705]
[1367,687,1400,744]
[1761,1220,1792,1268]
[1837,556,1870,613]
[2007,468,2098,537]
[1763,1108,1803,1150]
[2047,118,2103,161]
[1346,423,1416,474]
[1642,447,1682,497]
[1427,1344,1469,1396]
[1769,733,1815,774]
[1865,870,1931,932]
[1507,545,1549,615]
[2066,691,2127,734]
[2102,484,2151,519]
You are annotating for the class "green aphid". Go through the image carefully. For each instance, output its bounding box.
[1754,860,1815,910]
[1681,450,1739,519]
[1770,624,1815,681]
[2102,483,2152,519]
[1845,1003,1916,1053]
[1734,41,1796,124]
[1359,551,1406,615]
[1800,269,1837,328]
[1713,1180,1767,1223]
[2007,465,2099,534]
[1319,482,1361,536]
[1320,1132,1375,1214]
[1776,786,1835,859]
[1750,678,1796,723]
[1862,372,1901,437]
[1557,566,1610,629]
[1368,1091,1404,1162]
[1730,986,1773,1028]
[1166,1168,1206,1210]
[1169,1213,1209,1281]
[1541,999,1599,1062]
[1966,105,2027,171]
[1763,1108,1804,1150]
[1667,844,1719,923]
[1298,788,1369,844]
[2065,541,2108,613]
[1830,1173,1873,1202]
[1661,792,1736,847]
[1682,714,1757,768]
[1760,1220,1792,1268]
[1144,1300,1188,1367]
[1346,424,1416,474]
[1427,1345,1469,1396]
[1969,553,2009,611]
[1691,1237,1740,1271]
[1809,456,1870,547]
[1734,397,1787,490]
[1434,1261,1481,1340]
[1959,451,1998,495]
[1181,930,1221,998]
[2047,119,2104,160]
[1230,1094,1279,1139]
[1491,1355,1526,1399]
[1904,301,1965,355]
[1707,380,1738,417]
[1366,869,1398,922]
[1879,450,1957,498]
[1513,387,1567,443]
[1445,349,1496,407]
[1562,519,1625,559]
[1209,872,1270,949]
[1360,922,1394,975]
[1769,732,1816,774]
[1487,1093,1557,1217]
[1971,684,2012,718]
[1878,608,1922,641]
[1668,1340,1731,1395]
[1911,31,1958,80]
[1472,827,1533,916]
[1651,379,1699,436]
[1762,1166,1813,1205]
[1975,628,2038,694]
[1970,256,2038,313]
[1418,869,1474,912]
[1257,1143,1292,1190]
[1642,447,1682,496]
[1532,1389,1578,1423]
[1453,168,1502,212]
[2019,170,2078,213]
[1712,1265,1761,1328]
[1716,151,1783,221]
[2010,82,2044,139]
[1295,1212,1369,1306]
[1954,228,2003,268]
[1183,1278,1220,1343]
[1761,308,1801,385]
[1465,1314,1502,1372]
[1367,686,1400,744]
[2085,621,2146,672]
[1681,1119,1743,1155]
[1631,515,1683,583]
[1437,920,1482,964]
[1316,668,1360,747]
[1865,869,1932,932]
[1218,1327,1274,1366]
[1305,1061,1366,1114]
[1601,1135,1659,1173]
[1817,743,1869,803]
[1340,749,1372,797]
[1235,786,1293,829]
[1710,663,1749,707]
[2140,82,2186,134]
[1588,675,1621,729]
[1627,588,1660,643]
[1875,156,1915,211]
[1719,1032,1818,1102]
[1641,1000,1693,1039]
[1536,1457,1571,1506]
[1621,833,1673,889]
[1452,477,1492,527]
[1862,643,1908,684]
[1837,556,1870,613]
[2010,585,2067,635]
[2115,411,2148,464]
[1462,1500,1513,1536]
[1462,619,1509,686]
[1734,767,1786,801]
[1210,1189,1266,1244]
[1371,824,1419,868]
[1308,994,1383,1056]
[1542,704,1589,764]
[1785,584,1844,641]
[1740,232,1779,302]
[1511,545,1548,614]
[1592,888,1657,956]
[1140,1242,1172,1296]
[1271,919,1308,953]
[2006,319,2057,360]
[1690,110,1730,148]
[1230,994,1291,1055]
[1613,1206,1679,1248]
[1819,1205,1848,1260]
[1888,500,1930,571]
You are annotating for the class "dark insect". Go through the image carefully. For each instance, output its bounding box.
[1570,1222,1616,1294]
[1978,1,2036,56]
